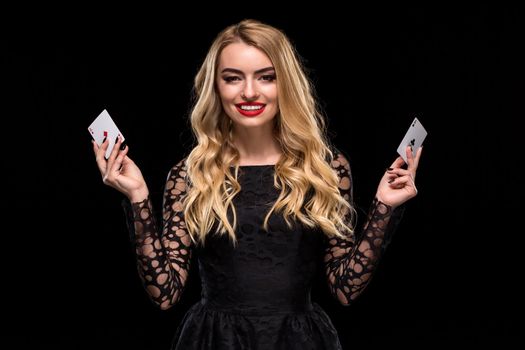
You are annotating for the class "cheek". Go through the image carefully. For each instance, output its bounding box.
[262,85,278,102]
[218,84,239,102]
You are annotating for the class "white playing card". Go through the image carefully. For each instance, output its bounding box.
[87,109,126,160]
[397,117,427,163]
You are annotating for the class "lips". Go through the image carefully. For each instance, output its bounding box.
[235,102,266,117]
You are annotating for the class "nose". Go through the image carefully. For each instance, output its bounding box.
[241,81,259,100]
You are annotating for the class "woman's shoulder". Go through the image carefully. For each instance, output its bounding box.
[174,155,189,169]
[327,144,351,168]
[166,154,190,181]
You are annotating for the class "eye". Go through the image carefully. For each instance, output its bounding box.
[260,74,276,82]
[223,76,241,83]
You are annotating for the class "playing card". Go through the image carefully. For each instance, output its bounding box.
[87,109,126,160]
[397,117,427,163]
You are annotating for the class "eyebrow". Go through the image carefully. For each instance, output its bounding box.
[220,66,275,75]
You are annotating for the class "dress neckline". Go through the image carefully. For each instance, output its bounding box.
[229,164,276,168]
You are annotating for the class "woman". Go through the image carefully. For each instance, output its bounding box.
[92,19,422,350]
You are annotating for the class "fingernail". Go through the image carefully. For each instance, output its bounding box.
[120,141,127,150]
[115,136,119,144]
[388,178,394,183]
[387,167,393,171]
[102,136,107,143]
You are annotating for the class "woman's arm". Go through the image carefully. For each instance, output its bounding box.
[323,152,405,306]
[122,158,193,310]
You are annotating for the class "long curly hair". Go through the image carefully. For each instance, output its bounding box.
[182,19,356,247]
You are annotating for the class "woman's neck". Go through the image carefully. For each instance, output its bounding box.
[232,126,282,165]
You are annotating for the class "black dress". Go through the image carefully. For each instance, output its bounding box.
[122,151,405,350]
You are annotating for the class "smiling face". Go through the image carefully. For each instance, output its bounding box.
[216,42,278,129]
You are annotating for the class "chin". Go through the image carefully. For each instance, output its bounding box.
[240,115,275,124]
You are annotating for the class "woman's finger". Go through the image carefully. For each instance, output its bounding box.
[412,146,423,169]
[109,143,129,175]
[386,167,411,177]
[389,155,406,169]
[94,138,109,175]
[388,174,417,193]
[386,167,417,183]
[406,145,415,169]
[96,137,109,160]
[106,136,123,172]
[407,145,424,171]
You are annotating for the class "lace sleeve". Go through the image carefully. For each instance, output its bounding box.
[323,151,405,306]
[121,157,193,310]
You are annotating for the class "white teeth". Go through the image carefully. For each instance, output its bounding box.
[239,105,263,111]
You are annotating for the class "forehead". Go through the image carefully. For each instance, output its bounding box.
[218,42,273,71]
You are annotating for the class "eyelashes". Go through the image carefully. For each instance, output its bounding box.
[223,76,240,83]
[222,75,276,83]
[260,74,276,82]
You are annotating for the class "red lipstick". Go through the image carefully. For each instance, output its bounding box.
[235,102,266,117]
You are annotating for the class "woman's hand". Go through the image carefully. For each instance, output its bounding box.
[375,145,423,208]
[92,136,149,201]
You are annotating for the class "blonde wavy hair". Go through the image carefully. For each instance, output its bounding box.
[182,19,356,247]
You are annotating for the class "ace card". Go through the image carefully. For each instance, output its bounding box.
[397,117,427,163]
[87,109,126,160]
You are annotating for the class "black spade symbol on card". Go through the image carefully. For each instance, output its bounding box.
[410,139,415,146]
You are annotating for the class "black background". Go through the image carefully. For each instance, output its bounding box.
[3,4,523,349]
